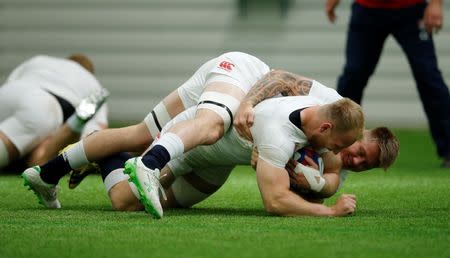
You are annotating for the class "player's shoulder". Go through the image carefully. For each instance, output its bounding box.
[310,80,343,103]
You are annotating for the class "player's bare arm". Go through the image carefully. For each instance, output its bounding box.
[317,152,342,197]
[234,70,313,140]
[243,69,313,106]
[286,151,342,199]
[256,158,356,217]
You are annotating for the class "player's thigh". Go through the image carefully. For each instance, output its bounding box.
[169,166,233,208]
[196,81,246,132]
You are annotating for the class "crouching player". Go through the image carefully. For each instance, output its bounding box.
[104,125,397,218]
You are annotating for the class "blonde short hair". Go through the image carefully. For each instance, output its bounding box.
[321,98,365,139]
[67,54,95,74]
[368,127,400,170]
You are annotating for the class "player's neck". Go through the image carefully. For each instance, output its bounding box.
[300,106,321,136]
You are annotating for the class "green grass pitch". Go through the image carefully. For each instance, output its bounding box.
[0,129,449,258]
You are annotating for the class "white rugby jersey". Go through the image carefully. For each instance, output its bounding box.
[251,95,329,168]
[5,55,108,127]
[6,55,103,109]
[309,80,342,104]
[207,52,271,93]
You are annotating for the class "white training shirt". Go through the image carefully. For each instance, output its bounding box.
[5,55,108,127]
[6,55,104,109]
[1,55,108,151]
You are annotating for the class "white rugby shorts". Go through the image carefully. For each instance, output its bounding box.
[0,81,63,156]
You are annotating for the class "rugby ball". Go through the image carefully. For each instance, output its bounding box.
[293,147,320,168]
[289,147,324,194]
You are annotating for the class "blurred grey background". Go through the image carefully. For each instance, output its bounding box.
[1,0,449,127]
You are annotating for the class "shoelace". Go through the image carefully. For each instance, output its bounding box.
[146,172,167,201]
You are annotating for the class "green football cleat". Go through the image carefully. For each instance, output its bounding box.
[123,157,165,219]
[22,166,61,209]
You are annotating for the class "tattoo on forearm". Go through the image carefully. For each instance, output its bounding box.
[244,70,313,106]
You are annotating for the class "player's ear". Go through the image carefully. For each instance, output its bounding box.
[319,122,332,133]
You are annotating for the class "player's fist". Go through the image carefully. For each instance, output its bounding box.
[330,194,357,217]
[234,101,254,141]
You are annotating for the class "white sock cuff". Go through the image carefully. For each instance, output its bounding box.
[156,132,184,159]
[0,140,9,168]
[64,140,89,170]
[104,168,129,193]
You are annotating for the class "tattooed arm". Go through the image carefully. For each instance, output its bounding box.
[234,69,314,140]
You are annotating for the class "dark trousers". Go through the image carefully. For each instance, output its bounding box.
[337,2,450,159]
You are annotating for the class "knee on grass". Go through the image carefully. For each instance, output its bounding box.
[109,181,142,211]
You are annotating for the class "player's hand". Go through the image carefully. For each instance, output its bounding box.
[251,146,259,170]
[286,155,321,190]
[423,0,443,34]
[234,102,254,141]
[325,0,341,23]
[330,194,357,216]
[286,159,310,191]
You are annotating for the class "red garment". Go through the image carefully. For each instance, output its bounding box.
[355,0,425,8]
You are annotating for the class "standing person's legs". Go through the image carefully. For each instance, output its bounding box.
[393,3,450,164]
[337,3,390,104]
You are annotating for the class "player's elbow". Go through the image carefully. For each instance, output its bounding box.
[263,201,283,216]
[262,193,289,216]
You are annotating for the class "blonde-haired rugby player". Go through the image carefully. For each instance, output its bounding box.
[54,96,365,218]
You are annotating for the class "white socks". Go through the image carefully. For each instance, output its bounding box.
[155,132,184,160]
[64,140,89,170]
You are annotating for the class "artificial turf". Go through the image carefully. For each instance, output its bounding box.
[0,129,449,258]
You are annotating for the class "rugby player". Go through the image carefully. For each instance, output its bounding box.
[0,55,109,171]
[105,113,398,218]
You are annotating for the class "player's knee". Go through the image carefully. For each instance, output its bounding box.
[193,111,225,144]
[110,197,127,211]
[205,123,224,144]
[197,91,240,134]
[110,191,140,211]
[108,181,142,211]
[111,199,135,211]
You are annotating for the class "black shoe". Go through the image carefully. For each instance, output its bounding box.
[68,162,100,189]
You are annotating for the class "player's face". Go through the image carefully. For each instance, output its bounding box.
[340,137,380,172]
[310,129,358,154]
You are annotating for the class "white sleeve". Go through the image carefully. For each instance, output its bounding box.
[252,123,295,168]
[258,143,294,168]
[310,80,343,104]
